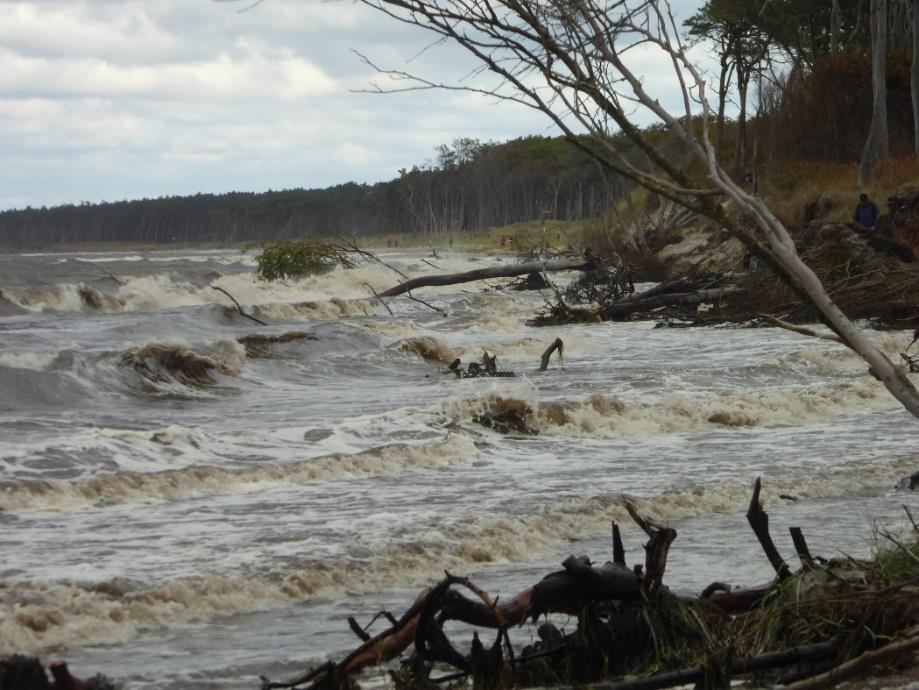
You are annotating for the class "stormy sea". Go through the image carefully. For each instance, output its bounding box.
[1,248,917,688]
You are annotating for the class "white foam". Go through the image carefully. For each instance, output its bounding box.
[0,352,58,371]
[2,454,914,655]
[0,436,477,513]
[443,378,900,438]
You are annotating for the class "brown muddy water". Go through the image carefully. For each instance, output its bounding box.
[0,248,917,688]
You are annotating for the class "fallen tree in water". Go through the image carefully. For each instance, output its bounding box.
[378,255,596,297]
[528,277,744,327]
[257,480,919,690]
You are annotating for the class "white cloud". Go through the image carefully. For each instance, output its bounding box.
[0,45,339,101]
[0,2,182,62]
[338,142,379,166]
[0,0,706,210]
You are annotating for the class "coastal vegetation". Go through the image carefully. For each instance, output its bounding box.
[254,241,347,281]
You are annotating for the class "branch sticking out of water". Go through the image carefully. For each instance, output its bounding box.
[211,286,267,326]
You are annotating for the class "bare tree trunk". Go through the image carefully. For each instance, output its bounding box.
[735,66,749,164]
[913,0,919,153]
[859,0,890,186]
[378,256,594,297]
[716,54,733,163]
[831,0,842,53]
[355,0,919,421]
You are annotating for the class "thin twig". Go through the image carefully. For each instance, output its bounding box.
[211,286,268,326]
[363,282,394,316]
[904,505,919,538]
[337,235,408,279]
[782,631,919,690]
[759,314,842,343]
[407,290,446,315]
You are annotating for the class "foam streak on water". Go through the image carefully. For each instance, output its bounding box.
[1,248,917,689]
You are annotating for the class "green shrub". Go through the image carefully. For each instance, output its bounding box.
[255,241,344,281]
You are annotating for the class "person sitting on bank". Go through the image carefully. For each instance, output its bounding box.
[853,193,880,228]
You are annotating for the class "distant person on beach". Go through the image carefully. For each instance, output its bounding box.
[853,193,880,228]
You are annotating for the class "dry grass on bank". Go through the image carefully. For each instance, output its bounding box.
[760,155,919,228]
[364,217,606,254]
[364,156,918,258]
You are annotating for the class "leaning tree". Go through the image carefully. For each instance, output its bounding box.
[350,0,919,417]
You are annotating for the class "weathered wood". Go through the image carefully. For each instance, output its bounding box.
[612,521,626,566]
[760,315,842,343]
[347,615,371,642]
[783,632,919,690]
[747,478,792,580]
[600,287,743,320]
[625,501,677,593]
[789,527,815,570]
[552,640,838,690]
[378,256,594,297]
[699,584,771,613]
[539,338,564,371]
[438,587,533,628]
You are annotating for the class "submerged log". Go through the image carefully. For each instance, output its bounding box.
[378,256,595,297]
[747,477,792,580]
[539,338,564,372]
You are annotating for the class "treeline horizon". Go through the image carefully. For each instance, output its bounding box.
[3,0,917,251]
[0,135,631,249]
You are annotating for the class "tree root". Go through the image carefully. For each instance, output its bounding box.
[257,481,919,690]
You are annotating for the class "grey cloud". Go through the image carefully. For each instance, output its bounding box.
[1,0,704,209]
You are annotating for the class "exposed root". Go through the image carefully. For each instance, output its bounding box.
[256,481,919,690]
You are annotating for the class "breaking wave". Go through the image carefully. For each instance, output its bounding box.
[397,337,456,364]
[254,297,378,322]
[445,380,898,437]
[2,453,914,654]
[0,263,400,316]
[236,331,318,358]
[0,436,477,513]
[0,291,27,316]
[117,340,246,390]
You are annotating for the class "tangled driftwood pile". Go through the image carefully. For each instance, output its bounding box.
[258,479,919,690]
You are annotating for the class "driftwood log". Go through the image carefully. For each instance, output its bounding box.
[15,478,919,690]
[601,287,743,320]
[259,492,780,690]
[528,278,744,326]
[378,256,595,297]
[257,478,919,690]
[539,338,564,371]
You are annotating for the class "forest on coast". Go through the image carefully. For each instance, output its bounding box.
[0,0,916,252]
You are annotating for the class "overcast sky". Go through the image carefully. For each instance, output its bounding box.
[0,0,708,210]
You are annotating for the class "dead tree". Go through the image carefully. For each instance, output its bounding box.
[378,256,595,297]
[253,480,919,690]
[913,0,919,153]
[353,0,919,418]
[859,0,890,184]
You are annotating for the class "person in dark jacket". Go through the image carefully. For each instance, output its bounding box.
[853,193,880,228]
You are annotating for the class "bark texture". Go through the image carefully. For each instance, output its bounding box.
[859,0,890,185]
